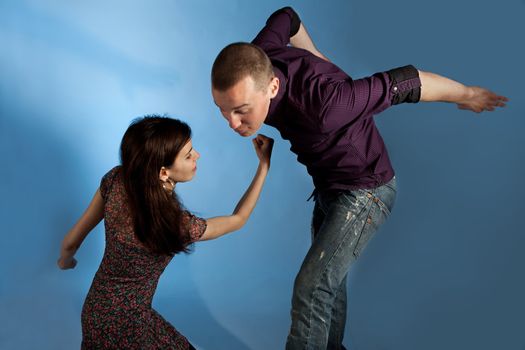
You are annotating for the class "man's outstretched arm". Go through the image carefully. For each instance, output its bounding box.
[288,15,508,113]
[256,7,508,114]
[419,70,508,113]
[252,6,329,61]
[290,22,330,62]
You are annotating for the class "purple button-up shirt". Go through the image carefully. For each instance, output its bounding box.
[252,7,421,191]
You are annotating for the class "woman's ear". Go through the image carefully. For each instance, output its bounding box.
[159,167,170,182]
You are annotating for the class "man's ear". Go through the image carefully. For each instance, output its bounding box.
[159,167,170,182]
[268,76,280,98]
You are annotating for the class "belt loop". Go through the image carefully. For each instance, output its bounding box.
[306,188,317,202]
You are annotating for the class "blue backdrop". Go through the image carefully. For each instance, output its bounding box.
[1,1,524,349]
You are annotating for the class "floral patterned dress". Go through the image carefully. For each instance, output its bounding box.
[81,166,206,349]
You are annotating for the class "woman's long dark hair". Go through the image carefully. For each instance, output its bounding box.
[120,115,193,256]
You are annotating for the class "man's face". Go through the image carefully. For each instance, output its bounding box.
[212,75,278,137]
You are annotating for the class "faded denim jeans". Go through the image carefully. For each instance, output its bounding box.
[286,177,397,350]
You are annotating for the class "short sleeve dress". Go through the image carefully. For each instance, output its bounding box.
[81,166,206,349]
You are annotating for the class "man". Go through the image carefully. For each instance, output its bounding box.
[211,6,507,349]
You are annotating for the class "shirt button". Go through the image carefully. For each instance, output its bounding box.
[393,86,398,92]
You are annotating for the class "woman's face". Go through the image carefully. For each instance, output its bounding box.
[165,139,200,184]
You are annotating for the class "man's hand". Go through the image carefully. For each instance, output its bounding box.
[456,86,509,113]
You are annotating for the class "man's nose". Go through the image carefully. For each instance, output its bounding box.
[228,115,242,130]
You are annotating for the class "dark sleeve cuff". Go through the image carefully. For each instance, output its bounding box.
[276,6,301,37]
[386,65,421,105]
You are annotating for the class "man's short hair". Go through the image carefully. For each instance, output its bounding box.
[211,42,274,91]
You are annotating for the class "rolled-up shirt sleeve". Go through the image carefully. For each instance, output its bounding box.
[386,64,421,105]
[252,7,301,50]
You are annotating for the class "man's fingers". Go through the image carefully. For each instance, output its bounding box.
[458,104,481,113]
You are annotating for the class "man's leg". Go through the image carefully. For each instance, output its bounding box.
[286,180,396,350]
[327,276,347,350]
[311,200,348,350]
[286,189,368,349]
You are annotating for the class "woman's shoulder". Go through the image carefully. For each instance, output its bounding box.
[100,165,122,200]
[103,165,122,179]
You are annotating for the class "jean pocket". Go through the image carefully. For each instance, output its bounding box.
[385,181,396,193]
[353,220,377,258]
[374,195,392,217]
[356,189,392,217]
[353,199,391,257]
[373,183,397,215]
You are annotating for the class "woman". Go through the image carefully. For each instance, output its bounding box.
[57,115,273,349]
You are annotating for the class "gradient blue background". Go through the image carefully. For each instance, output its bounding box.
[1,1,524,349]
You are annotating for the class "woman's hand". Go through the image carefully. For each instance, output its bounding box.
[252,134,274,166]
[57,256,77,270]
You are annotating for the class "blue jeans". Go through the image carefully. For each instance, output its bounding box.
[286,177,397,350]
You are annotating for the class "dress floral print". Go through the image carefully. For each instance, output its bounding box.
[81,166,206,349]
